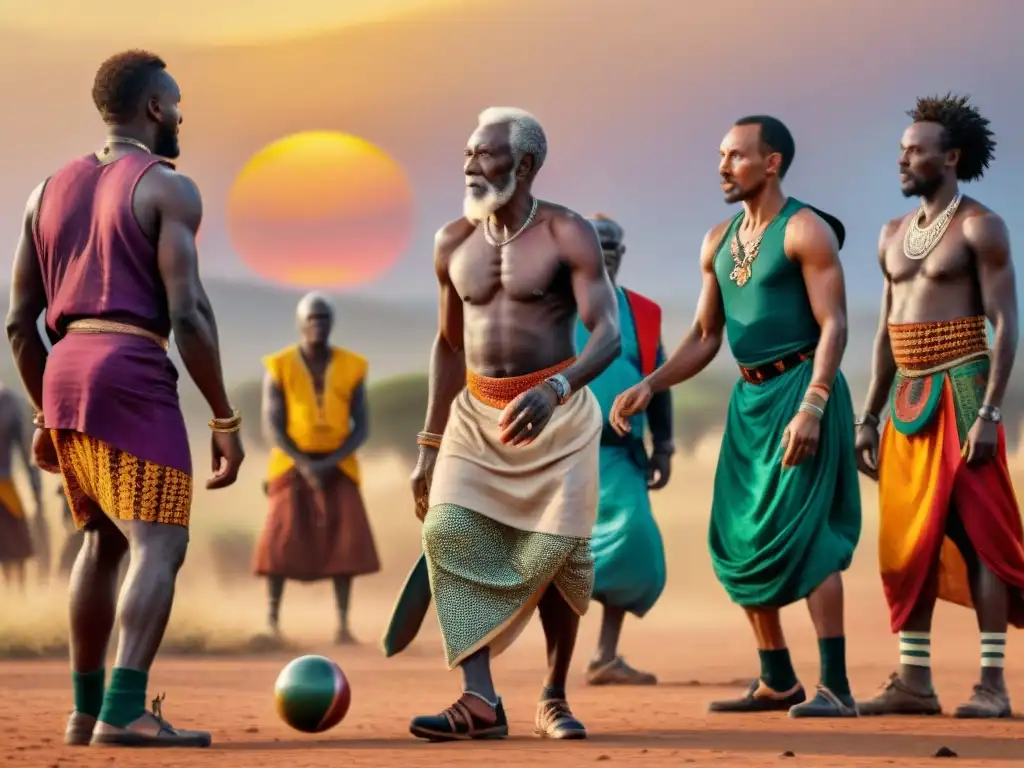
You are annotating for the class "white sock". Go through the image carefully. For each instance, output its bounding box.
[981,632,1007,669]
[899,631,931,668]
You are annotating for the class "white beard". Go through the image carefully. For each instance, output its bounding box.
[463,173,517,224]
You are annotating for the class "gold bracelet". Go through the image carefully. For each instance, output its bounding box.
[208,409,242,433]
[416,430,442,449]
[31,412,45,429]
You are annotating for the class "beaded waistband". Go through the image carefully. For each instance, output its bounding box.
[66,319,169,351]
[888,316,988,376]
[466,359,574,409]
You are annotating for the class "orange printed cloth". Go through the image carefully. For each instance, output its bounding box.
[52,429,192,530]
[878,318,1024,630]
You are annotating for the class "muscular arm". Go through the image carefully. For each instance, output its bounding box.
[422,223,470,436]
[261,371,312,466]
[860,222,899,419]
[555,213,621,392]
[5,184,49,412]
[966,211,1017,409]
[152,171,233,420]
[645,225,726,394]
[646,341,674,453]
[786,208,848,394]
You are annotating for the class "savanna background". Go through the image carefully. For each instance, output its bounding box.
[1,2,1024,764]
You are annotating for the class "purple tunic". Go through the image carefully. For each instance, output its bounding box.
[33,153,192,476]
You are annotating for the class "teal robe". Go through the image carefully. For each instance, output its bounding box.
[575,287,667,616]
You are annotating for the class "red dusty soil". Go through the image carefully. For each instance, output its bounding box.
[2,637,1022,768]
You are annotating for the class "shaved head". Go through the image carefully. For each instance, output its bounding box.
[297,292,332,321]
[296,292,333,347]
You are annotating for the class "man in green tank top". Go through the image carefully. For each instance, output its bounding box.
[610,116,862,718]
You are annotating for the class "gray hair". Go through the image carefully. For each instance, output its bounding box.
[477,106,548,173]
[296,291,333,321]
[587,213,624,245]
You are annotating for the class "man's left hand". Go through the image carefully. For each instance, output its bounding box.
[781,410,821,468]
[965,417,999,466]
[647,451,672,490]
[498,384,559,446]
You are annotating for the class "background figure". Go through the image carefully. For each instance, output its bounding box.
[254,292,380,644]
[576,214,671,685]
[0,385,44,591]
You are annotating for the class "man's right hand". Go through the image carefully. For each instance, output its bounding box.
[410,445,438,522]
[609,382,653,435]
[208,430,244,490]
[32,428,60,474]
[854,424,880,481]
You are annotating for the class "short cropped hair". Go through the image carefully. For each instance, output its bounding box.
[92,50,167,124]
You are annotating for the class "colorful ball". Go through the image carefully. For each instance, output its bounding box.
[273,655,351,733]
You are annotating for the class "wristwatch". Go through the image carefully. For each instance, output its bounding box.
[854,412,880,429]
[978,404,1002,423]
[544,374,572,405]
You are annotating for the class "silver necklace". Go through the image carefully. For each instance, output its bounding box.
[903,192,962,261]
[484,197,539,247]
[104,136,152,154]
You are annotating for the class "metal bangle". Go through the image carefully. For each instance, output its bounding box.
[798,401,824,419]
[854,412,880,428]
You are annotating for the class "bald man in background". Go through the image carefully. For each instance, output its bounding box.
[253,292,380,643]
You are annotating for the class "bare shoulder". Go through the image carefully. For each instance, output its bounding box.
[700,217,735,269]
[879,213,909,246]
[961,197,1009,251]
[25,181,46,219]
[545,203,601,265]
[787,206,838,246]
[434,217,476,272]
[137,164,202,219]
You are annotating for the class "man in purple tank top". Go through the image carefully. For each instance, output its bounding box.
[5,50,244,748]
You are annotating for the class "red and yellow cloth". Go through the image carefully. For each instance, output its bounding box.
[878,316,1024,630]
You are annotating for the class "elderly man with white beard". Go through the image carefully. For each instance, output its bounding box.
[392,107,621,742]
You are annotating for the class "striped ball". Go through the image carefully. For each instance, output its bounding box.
[273,655,351,733]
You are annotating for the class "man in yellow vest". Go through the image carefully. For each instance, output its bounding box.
[253,292,380,643]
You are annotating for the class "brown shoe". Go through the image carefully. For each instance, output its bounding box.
[586,656,657,686]
[65,711,96,746]
[953,684,1012,719]
[856,673,942,716]
[708,679,806,713]
[535,698,587,739]
[90,694,212,747]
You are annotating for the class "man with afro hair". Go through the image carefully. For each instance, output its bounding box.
[856,93,1024,719]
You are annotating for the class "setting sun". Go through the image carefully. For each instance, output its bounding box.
[226,131,415,290]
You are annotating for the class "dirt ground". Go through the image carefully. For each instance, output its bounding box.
[3,453,1024,766]
[3,620,1024,766]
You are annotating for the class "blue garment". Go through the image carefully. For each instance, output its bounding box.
[575,287,667,616]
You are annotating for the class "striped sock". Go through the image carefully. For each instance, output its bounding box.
[898,631,931,668]
[981,632,1007,669]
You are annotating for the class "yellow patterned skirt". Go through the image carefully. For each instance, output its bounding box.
[51,429,192,530]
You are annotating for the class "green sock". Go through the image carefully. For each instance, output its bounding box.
[758,648,798,692]
[72,668,106,718]
[818,636,850,697]
[97,667,148,728]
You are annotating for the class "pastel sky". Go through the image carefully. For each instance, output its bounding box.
[0,0,457,44]
[0,0,1020,309]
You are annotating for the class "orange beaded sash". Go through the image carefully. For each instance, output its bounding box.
[888,316,989,376]
[466,359,574,409]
